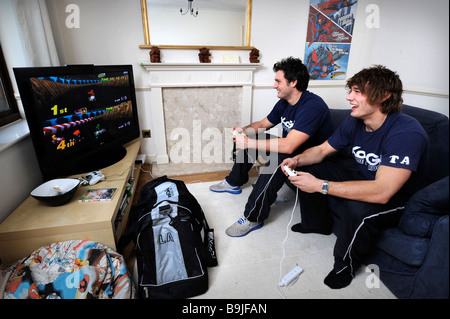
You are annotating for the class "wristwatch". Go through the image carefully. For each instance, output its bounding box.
[321,180,329,195]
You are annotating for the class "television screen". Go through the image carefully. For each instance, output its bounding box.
[14,64,140,181]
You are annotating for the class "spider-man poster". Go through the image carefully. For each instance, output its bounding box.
[305,43,349,80]
[305,0,358,80]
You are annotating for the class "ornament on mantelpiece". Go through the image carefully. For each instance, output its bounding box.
[198,47,211,63]
[149,46,161,63]
[249,48,260,63]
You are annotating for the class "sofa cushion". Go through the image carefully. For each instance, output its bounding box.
[399,176,449,237]
[399,213,442,237]
[329,108,350,129]
[376,228,430,267]
[401,105,449,183]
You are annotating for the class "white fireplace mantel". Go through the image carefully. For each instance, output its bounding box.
[140,62,261,164]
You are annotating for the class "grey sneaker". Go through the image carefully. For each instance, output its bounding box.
[225,216,263,237]
[209,180,242,194]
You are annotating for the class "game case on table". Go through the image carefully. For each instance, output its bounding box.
[78,188,118,202]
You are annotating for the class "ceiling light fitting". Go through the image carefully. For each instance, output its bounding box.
[180,0,198,17]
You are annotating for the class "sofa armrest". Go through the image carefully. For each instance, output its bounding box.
[409,214,449,298]
[399,176,449,237]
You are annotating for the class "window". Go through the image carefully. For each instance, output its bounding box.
[0,44,21,127]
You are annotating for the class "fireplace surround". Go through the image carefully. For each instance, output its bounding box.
[140,62,260,174]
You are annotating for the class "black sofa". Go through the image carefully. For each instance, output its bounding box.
[324,104,449,299]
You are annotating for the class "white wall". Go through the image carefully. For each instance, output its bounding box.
[250,0,449,118]
[46,0,449,159]
[0,0,448,221]
[347,0,449,114]
[0,0,43,222]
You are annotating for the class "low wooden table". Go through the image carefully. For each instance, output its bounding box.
[0,138,141,265]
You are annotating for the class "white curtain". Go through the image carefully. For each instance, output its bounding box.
[13,0,60,67]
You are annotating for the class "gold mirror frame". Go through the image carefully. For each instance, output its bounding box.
[139,0,254,50]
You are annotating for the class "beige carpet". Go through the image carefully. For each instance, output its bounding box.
[184,178,396,299]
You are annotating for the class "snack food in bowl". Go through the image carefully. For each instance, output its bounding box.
[31,179,80,206]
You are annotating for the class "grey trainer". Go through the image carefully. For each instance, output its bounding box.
[225,216,263,237]
[209,180,242,194]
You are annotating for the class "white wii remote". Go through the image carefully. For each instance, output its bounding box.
[283,165,297,177]
[279,266,303,286]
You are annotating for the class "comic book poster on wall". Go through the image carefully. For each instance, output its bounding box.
[305,0,358,80]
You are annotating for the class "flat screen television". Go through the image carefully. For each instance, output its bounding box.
[14,64,140,181]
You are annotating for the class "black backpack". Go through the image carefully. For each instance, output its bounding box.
[118,176,217,299]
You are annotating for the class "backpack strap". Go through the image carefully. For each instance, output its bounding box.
[117,218,139,253]
[197,207,218,267]
[117,193,160,251]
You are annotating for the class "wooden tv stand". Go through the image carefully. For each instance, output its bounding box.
[0,138,141,265]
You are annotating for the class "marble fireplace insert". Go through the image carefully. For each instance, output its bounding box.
[140,62,260,175]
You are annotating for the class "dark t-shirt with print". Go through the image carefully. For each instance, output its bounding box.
[267,90,334,152]
[328,111,430,194]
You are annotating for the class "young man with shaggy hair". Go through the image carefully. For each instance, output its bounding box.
[282,65,430,289]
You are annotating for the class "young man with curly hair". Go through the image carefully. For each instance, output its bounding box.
[210,57,335,237]
[282,65,430,289]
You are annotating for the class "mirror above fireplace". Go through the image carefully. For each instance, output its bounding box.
[139,0,254,50]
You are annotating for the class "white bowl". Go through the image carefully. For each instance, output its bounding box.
[31,179,80,206]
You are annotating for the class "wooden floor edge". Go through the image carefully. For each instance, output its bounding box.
[139,164,259,184]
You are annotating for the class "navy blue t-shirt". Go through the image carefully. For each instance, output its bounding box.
[267,91,334,152]
[328,112,430,188]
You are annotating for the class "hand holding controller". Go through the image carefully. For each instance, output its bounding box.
[283,165,297,177]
